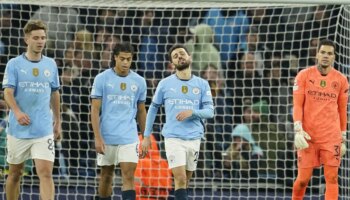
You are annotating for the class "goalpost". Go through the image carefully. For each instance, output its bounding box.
[0,0,349,199]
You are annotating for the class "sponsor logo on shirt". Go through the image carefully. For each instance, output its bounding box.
[32,68,39,77]
[18,81,50,93]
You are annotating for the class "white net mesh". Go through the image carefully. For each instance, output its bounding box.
[0,1,349,200]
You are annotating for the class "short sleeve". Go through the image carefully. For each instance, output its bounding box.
[91,73,104,99]
[2,59,17,89]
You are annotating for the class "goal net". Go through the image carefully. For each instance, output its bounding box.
[0,1,349,199]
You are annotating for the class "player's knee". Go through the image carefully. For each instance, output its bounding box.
[296,178,310,188]
[7,170,23,182]
[325,175,338,184]
[174,174,187,186]
[37,170,53,180]
[101,174,114,184]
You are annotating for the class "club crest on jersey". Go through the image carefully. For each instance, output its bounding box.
[44,69,51,77]
[131,84,138,92]
[320,80,326,88]
[120,83,127,91]
[192,87,200,95]
[32,68,39,77]
[182,86,188,94]
[331,81,339,90]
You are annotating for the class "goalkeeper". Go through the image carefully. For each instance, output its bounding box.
[292,39,349,200]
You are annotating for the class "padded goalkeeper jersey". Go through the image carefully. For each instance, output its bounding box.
[293,66,349,143]
[90,68,147,145]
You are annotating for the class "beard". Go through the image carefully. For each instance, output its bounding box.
[175,59,191,71]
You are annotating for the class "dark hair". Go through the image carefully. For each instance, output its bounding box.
[110,42,134,67]
[168,44,190,63]
[318,39,336,52]
[113,42,134,56]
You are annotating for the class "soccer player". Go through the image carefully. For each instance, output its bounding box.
[141,44,214,200]
[90,42,147,200]
[2,20,61,200]
[292,39,349,200]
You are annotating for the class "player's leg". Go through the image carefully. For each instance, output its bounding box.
[324,165,339,200]
[165,138,188,200]
[32,135,56,200]
[120,162,137,200]
[118,142,139,200]
[292,167,313,200]
[96,145,116,199]
[185,138,200,188]
[6,163,25,200]
[320,142,342,200]
[99,165,115,199]
[34,159,54,200]
[292,142,318,200]
[172,166,188,200]
[6,135,31,200]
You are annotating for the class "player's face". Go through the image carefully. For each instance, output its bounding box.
[171,48,191,71]
[317,45,335,68]
[114,52,133,75]
[25,29,47,54]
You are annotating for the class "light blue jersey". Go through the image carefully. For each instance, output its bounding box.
[144,74,214,140]
[90,69,147,145]
[2,53,60,139]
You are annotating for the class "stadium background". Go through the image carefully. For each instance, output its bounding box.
[0,1,350,199]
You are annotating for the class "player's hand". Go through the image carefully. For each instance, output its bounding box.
[53,120,62,141]
[95,137,105,155]
[140,136,151,158]
[294,121,311,150]
[14,111,30,126]
[341,131,347,157]
[176,110,193,121]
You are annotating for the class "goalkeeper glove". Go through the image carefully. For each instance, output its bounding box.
[294,121,311,150]
[341,131,347,157]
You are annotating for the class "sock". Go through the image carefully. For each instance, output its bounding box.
[174,188,188,200]
[122,190,136,200]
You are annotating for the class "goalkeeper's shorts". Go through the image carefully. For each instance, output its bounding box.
[297,141,342,168]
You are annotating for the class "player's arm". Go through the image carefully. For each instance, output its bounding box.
[141,81,163,156]
[176,81,214,121]
[140,102,160,158]
[50,90,61,140]
[137,102,146,136]
[4,88,30,126]
[293,71,311,150]
[91,98,105,154]
[338,77,349,156]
